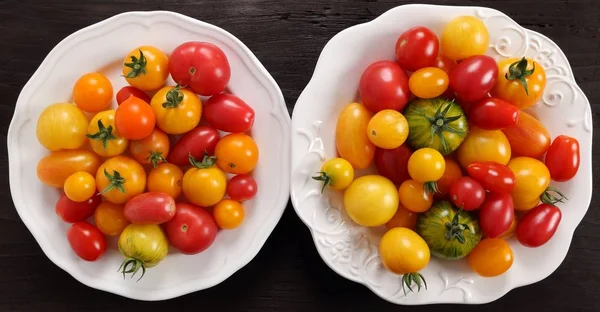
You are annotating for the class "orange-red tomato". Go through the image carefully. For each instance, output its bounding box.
[147,163,183,199]
[502,110,551,159]
[434,157,463,199]
[491,57,546,110]
[335,102,375,169]
[72,73,113,113]
[115,96,156,140]
[37,149,102,188]
[129,128,170,167]
[215,133,259,174]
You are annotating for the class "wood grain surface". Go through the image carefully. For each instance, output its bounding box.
[1,0,599,311]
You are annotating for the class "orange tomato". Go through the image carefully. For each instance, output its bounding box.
[95,156,146,204]
[408,67,449,99]
[72,73,113,113]
[213,199,245,229]
[64,172,96,202]
[147,163,183,199]
[182,155,227,207]
[335,102,375,169]
[129,128,170,167]
[37,149,102,188]
[122,46,169,92]
[215,133,259,174]
[385,204,419,230]
[491,57,546,110]
[468,238,514,277]
[115,96,156,140]
[457,126,511,169]
[434,157,462,199]
[501,110,551,159]
[398,180,433,213]
[150,85,202,135]
[94,202,130,236]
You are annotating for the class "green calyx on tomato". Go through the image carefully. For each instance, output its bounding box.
[188,152,217,169]
[86,119,117,149]
[162,84,184,108]
[540,186,568,206]
[423,181,440,196]
[312,172,332,193]
[402,272,428,295]
[505,57,536,95]
[101,169,126,194]
[444,208,471,244]
[118,257,146,281]
[123,49,147,78]
[148,151,167,168]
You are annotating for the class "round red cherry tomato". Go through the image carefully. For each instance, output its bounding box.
[227,174,258,201]
[116,86,150,105]
[67,221,106,261]
[545,135,580,182]
[395,26,439,72]
[359,60,410,113]
[56,193,102,223]
[204,94,255,133]
[468,97,519,130]
[450,55,498,104]
[479,193,515,238]
[449,176,485,211]
[517,203,562,247]
[164,202,218,255]
[169,42,230,96]
[124,192,176,225]
[467,161,515,193]
[168,126,221,166]
[374,144,413,185]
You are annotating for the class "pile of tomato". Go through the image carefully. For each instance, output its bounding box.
[35,41,259,280]
[316,16,580,293]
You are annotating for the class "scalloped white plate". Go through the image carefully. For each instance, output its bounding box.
[8,11,290,301]
[290,4,592,305]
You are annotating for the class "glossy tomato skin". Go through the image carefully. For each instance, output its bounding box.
[182,158,227,207]
[479,193,515,238]
[37,149,102,188]
[122,46,169,92]
[147,163,184,199]
[164,203,218,255]
[72,73,113,113]
[408,67,449,99]
[116,86,150,105]
[399,179,433,213]
[129,128,170,167]
[94,202,129,236]
[124,192,176,225]
[468,238,514,277]
[450,55,498,103]
[314,158,354,191]
[367,110,409,149]
[359,61,410,113]
[441,16,489,61]
[374,144,413,185]
[169,42,230,96]
[516,203,561,247]
[508,157,551,211]
[434,55,457,75]
[151,85,202,135]
[227,174,258,201]
[457,127,511,169]
[545,135,580,182]
[36,103,89,151]
[336,103,375,169]
[491,57,546,110]
[502,110,551,159]
[168,126,220,166]
[204,94,255,133]
[379,227,430,275]
[395,26,439,72]
[56,193,102,223]
[215,133,259,174]
[115,96,156,140]
[67,222,106,261]
[96,156,147,204]
[435,158,463,199]
[449,176,486,211]
[467,161,515,193]
[468,97,519,130]
[213,199,245,229]
[87,110,129,157]
[344,175,399,227]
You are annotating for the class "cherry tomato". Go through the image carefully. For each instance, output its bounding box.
[64,172,96,202]
[213,199,245,229]
[96,156,146,204]
[441,16,489,61]
[449,176,485,211]
[164,202,218,255]
[215,133,259,174]
[467,161,516,193]
[67,222,106,261]
[87,110,129,157]
[204,94,255,133]
[434,55,457,75]
[395,26,439,72]
[72,72,113,113]
[122,46,169,92]
[56,193,102,223]
[367,110,409,149]
[336,102,375,169]
[502,110,551,159]
[468,238,514,277]
[36,103,89,151]
[491,57,546,110]
[115,96,156,140]
[183,154,227,207]
[124,192,176,225]
[385,204,419,230]
[450,55,498,103]
[408,67,449,99]
[516,203,561,247]
[374,144,413,185]
[116,86,151,105]
[479,193,515,238]
[407,148,445,194]
[344,175,399,227]
[545,135,580,182]
[129,128,170,168]
[94,202,129,236]
[457,126,511,169]
[312,158,354,192]
[359,61,410,113]
[169,41,231,96]
[147,163,184,199]
[434,157,463,199]
[508,157,553,211]
[467,97,519,130]
[167,126,219,166]
[151,85,202,135]
[398,179,433,213]
[37,149,102,188]
[227,174,258,202]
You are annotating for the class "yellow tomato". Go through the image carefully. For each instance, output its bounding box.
[147,163,183,199]
[36,103,89,151]
[182,155,227,207]
[367,110,409,149]
[118,224,169,280]
[399,180,433,213]
[87,110,128,157]
[94,202,129,236]
[336,102,375,169]
[379,227,429,293]
[457,126,511,169]
[96,156,146,204]
[508,157,551,211]
[312,158,354,192]
[468,238,514,277]
[408,148,446,183]
[441,16,490,60]
[64,172,96,202]
[122,46,169,92]
[343,175,398,227]
[385,204,419,230]
[150,85,202,135]
[213,199,245,229]
[408,67,449,99]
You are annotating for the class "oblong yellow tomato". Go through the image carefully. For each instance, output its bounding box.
[182,155,227,207]
[508,157,550,211]
[408,67,449,99]
[96,156,146,204]
[379,227,430,289]
[36,103,89,151]
[367,109,409,149]
[151,85,202,135]
[122,46,169,92]
[457,126,511,169]
[343,175,398,227]
[37,149,102,187]
[441,16,489,61]
[313,158,354,192]
[336,102,375,169]
[87,110,128,157]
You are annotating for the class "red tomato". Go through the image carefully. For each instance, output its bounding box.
[204,94,255,133]
[169,42,230,96]
[124,192,176,224]
[395,26,439,72]
[116,86,150,105]
[227,174,258,201]
[517,203,562,247]
[168,126,221,166]
[56,193,102,223]
[164,202,218,255]
[374,145,413,185]
[450,55,498,103]
[67,221,106,261]
[545,135,580,182]
[449,176,485,211]
[359,60,410,113]
[434,55,457,75]
[467,97,519,130]
[114,96,156,140]
[467,161,515,193]
[479,193,515,238]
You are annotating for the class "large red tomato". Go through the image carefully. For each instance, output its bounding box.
[169,42,230,96]
[164,203,218,255]
[359,61,410,113]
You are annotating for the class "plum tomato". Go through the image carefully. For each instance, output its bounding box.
[116,86,151,105]
[164,202,218,255]
[67,221,106,261]
[449,176,485,211]
[227,174,258,201]
[168,126,220,166]
[545,135,580,182]
[336,102,375,169]
[467,97,519,130]
[450,55,498,104]
[37,149,102,188]
[502,110,551,159]
[56,192,102,223]
[359,61,410,113]
[124,192,176,225]
[479,193,515,238]
[395,26,439,72]
[516,203,561,247]
[72,72,113,113]
[467,161,515,193]
[408,67,449,99]
[204,94,255,133]
[374,144,413,186]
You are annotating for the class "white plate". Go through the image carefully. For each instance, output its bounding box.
[290,4,592,305]
[8,11,291,301]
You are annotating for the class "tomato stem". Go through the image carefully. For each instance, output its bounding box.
[118,257,146,281]
[540,186,568,206]
[100,169,126,194]
[312,172,331,194]
[162,83,184,108]
[427,99,466,155]
[189,152,216,169]
[148,151,167,168]
[505,57,536,95]
[402,272,427,296]
[444,207,471,244]
[123,49,147,78]
[423,181,439,195]
[86,119,117,149]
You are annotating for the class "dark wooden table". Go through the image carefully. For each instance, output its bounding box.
[1,0,599,311]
